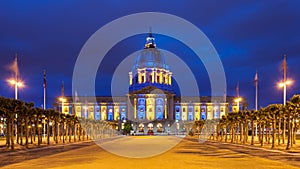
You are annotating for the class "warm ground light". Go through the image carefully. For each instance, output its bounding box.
[1,136,300,169]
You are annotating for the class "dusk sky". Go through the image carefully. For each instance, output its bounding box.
[0,1,299,109]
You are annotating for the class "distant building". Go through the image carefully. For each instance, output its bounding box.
[54,33,246,133]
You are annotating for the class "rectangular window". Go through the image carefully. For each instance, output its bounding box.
[142,76,145,83]
[175,105,181,120]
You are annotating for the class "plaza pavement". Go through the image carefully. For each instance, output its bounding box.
[1,136,300,169]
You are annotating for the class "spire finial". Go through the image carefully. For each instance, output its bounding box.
[149,27,152,37]
[145,27,156,48]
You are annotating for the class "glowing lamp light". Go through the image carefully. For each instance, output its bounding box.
[278,79,293,88]
[7,79,24,87]
[59,97,66,102]
[278,79,293,106]
[234,97,242,103]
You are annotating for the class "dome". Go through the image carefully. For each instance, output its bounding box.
[131,33,169,72]
[129,33,173,93]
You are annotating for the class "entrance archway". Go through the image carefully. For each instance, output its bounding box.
[157,123,162,133]
[148,123,154,131]
[138,123,144,132]
[147,123,154,135]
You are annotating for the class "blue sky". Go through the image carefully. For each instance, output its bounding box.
[0,1,299,109]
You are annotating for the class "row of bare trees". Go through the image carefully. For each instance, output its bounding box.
[0,97,114,150]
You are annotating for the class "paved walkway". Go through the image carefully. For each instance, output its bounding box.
[1,136,300,169]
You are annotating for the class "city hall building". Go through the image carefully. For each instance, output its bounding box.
[54,33,246,133]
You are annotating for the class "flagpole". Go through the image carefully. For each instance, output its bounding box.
[283,54,287,106]
[255,71,258,111]
[254,71,258,137]
[43,69,46,110]
[15,55,18,142]
[43,69,46,139]
[236,81,240,112]
[236,81,239,97]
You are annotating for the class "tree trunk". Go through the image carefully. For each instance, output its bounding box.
[286,114,291,150]
[231,124,234,143]
[216,124,219,141]
[47,121,50,145]
[69,125,71,143]
[33,125,36,143]
[16,116,19,145]
[220,126,224,142]
[11,116,15,150]
[235,126,238,143]
[258,123,262,143]
[55,122,58,144]
[239,123,243,143]
[283,118,286,144]
[278,117,281,145]
[79,126,81,141]
[25,117,28,147]
[30,126,33,144]
[74,125,76,142]
[251,120,254,145]
[62,123,65,143]
[20,120,23,145]
[291,118,294,147]
[261,123,264,147]
[225,126,228,142]
[271,114,276,149]
[293,121,297,145]
[65,124,68,142]
[6,117,11,148]
[265,124,269,144]
[74,125,76,141]
[38,123,41,146]
[83,129,85,141]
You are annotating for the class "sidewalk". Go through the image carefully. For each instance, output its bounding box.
[186,135,300,155]
[0,135,123,155]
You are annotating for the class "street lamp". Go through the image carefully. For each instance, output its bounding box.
[59,97,66,114]
[7,78,24,141]
[278,80,293,106]
[234,97,242,112]
[7,79,23,100]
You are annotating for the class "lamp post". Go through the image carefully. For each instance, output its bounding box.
[7,78,23,142]
[278,80,292,106]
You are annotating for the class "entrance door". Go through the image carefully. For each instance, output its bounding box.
[138,123,144,132]
[147,123,154,135]
[157,123,162,132]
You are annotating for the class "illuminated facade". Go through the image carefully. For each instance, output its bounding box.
[54,33,246,133]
